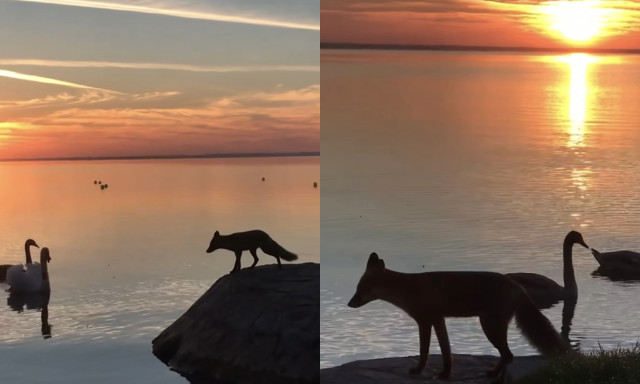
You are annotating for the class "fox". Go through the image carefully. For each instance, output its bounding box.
[206,230,298,273]
[348,253,571,379]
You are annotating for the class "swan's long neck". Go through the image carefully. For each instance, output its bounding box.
[25,243,33,264]
[563,238,577,298]
[41,254,49,281]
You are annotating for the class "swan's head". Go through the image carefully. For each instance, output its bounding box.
[206,231,220,253]
[566,231,588,249]
[25,239,39,248]
[41,247,51,263]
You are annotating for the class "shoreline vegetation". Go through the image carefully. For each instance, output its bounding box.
[321,42,640,55]
[518,344,640,384]
[0,151,320,164]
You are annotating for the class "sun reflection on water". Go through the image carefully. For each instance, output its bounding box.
[557,53,596,226]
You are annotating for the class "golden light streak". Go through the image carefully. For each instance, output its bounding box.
[9,0,319,31]
[0,69,123,94]
[0,59,319,73]
[558,53,595,148]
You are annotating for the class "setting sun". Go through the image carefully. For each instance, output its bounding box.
[543,1,610,42]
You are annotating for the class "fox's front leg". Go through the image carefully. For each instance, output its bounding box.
[434,317,452,379]
[409,321,432,375]
[231,251,242,273]
[249,249,259,268]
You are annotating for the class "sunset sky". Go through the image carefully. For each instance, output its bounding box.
[322,0,640,49]
[0,0,318,160]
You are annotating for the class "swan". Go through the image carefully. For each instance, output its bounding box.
[6,247,51,293]
[506,231,588,309]
[1,239,39,282]
[591,248,640,272]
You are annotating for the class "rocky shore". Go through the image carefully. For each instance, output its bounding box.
[320,354,546,384]
[152,263,319,384]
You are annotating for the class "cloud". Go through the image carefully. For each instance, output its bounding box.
[9,0,319,30]
[0,59,319,73]
[0,85,320,158]
[0,68,123,93]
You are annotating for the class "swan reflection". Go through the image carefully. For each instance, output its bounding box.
[7,290,52,339]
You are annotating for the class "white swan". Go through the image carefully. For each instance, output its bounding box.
[2,239,39,282]
[6,247,51,293]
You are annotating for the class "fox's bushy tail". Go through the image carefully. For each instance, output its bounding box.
[261,237,298,261]
[514,292,571,357]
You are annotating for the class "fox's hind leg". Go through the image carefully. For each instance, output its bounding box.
[249,249,259,268]
[231,251,243,273]
[479,312,514,377]
[433,317,452,379]
[409,320,432,376]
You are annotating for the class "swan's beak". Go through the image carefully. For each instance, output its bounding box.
[579,240,589,249]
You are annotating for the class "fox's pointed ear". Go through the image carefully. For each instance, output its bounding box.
[367,252,382,270]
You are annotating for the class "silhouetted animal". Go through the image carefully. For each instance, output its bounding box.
[2,239,40,282]
[507,231,588,309]
[206,230,298,273]
[348,253,570,379]
[7,248,52,293]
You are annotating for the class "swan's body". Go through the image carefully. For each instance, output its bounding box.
[6,247,51,293]
[591,248,640,271]
[506,231,588,309]
[3,239,39,282]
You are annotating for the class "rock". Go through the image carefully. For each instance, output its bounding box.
[152,263,319,384]
[320,354,547,384]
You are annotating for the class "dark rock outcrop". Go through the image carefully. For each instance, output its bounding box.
[320,355,546,384]
[152,263,319,384]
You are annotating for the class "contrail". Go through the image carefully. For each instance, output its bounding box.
[0,59,319,73]
[9,0,319,31]
[0,69,123,94]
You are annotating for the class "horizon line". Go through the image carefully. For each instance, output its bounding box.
[0,151,320,163]
[320,42,640,55]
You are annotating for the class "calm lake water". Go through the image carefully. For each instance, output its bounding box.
[0,156,319,383]
[321,50,640,368]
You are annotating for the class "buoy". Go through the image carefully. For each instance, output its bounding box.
[313,182,317,188]
[262,177,265,182]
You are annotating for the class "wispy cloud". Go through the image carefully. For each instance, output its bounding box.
[10,0,319,30]
[0,85,320,158]
[0,59,319,73]
[0,69,123,94]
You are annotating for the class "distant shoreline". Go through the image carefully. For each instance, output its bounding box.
[0,152,320,163]
[321,42,640,55]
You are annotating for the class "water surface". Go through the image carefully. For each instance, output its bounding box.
[0,156,319,382]
[321,50,640,368]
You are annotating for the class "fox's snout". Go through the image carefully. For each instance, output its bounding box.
[347,293,366,308]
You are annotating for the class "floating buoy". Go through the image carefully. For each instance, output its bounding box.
[313,182,317,188]
[262,177,265,182]
[94,180,97,184]
[98,181,102,184]
[100,185,105,190]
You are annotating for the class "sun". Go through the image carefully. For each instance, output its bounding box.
[543,1,608,42]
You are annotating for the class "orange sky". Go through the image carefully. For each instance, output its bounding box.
[322,0,640,49]
[0,1,319,160]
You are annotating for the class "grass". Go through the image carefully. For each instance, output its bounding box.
[518,344,640,384]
